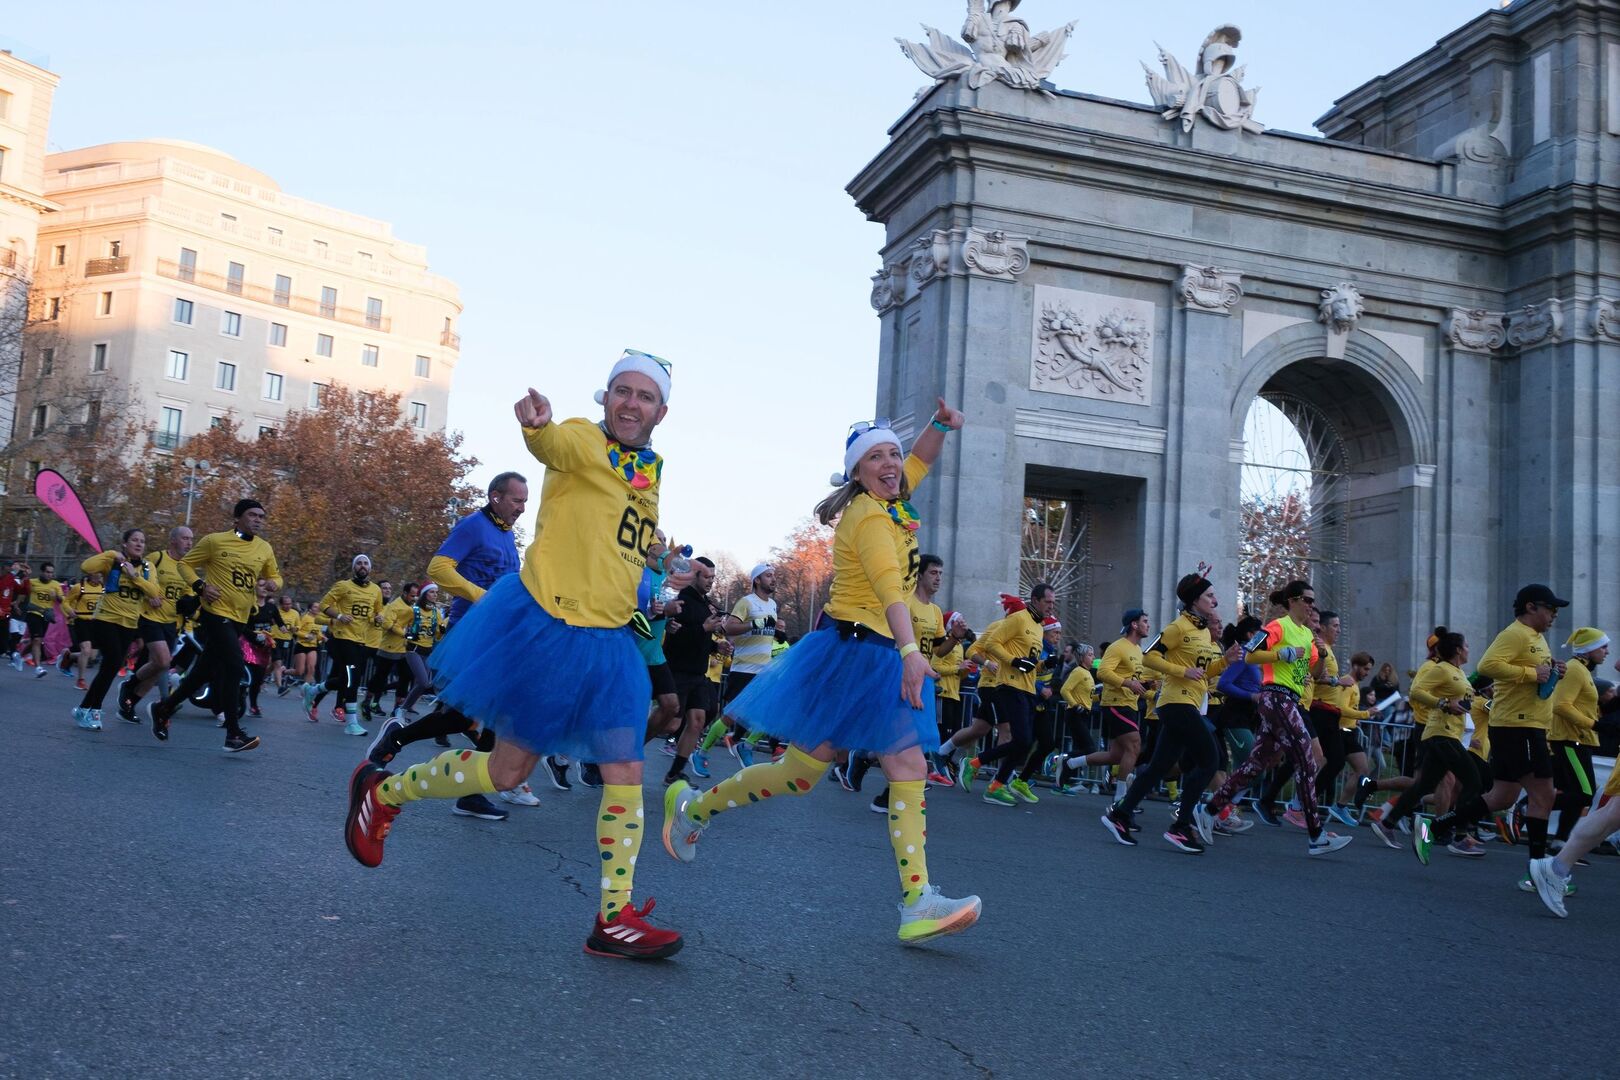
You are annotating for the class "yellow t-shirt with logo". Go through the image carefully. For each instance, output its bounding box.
[908,595,943,660]
[1144,612,1227,710]
[26,579,64,613]
[69,581,103,618]
[932,639,965,700]
[269,606,299,642]
[979,609,1044,695]
[318,579,384,645]
[1411,660,1473,742]
[1478,620,1554,729]
[411,605,444,650]
[1098,638,1149,709]
[972,618,1004,690]
[1061,664,1096,708]
[147,551,200,626]
[184,531,282,624]
[378,597,414,654]
[81,551,162,629]
[1550,658,1600,746]
[521,418,657,629]
[822,455,928,636]
[296,611,324,648]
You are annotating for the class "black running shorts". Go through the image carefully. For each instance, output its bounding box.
[1490,725,1554,781]
[1101,705,1141,741]
[648,661,676,700]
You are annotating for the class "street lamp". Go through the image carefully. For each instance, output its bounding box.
[181,457,211,526]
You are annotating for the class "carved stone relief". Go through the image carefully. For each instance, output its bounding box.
[1030,284,1154,407]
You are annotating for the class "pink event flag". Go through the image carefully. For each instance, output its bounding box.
[33,468,103,552]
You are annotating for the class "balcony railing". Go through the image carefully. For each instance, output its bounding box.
[155,258,393,333]
[0,247,18,270]
[440,328,461,350]
[85,256,130,276]
[150,430,187,452]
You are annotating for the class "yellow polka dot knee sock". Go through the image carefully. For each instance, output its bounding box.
[375,749,494,807]
[597,784,644,922]
[686,744,828,821]
[888,780,931,905]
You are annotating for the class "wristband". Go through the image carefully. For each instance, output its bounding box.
[930,419,951,433]
[899,643,920,659]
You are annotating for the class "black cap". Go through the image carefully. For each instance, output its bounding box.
[1514,583,1569,610]
[233,498,264,518]
[1121,608,1147,627]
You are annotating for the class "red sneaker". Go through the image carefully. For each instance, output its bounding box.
[1283,808,1308,829]
[584,898,683,960]
[344,762,399,868]
[24,657,36,667]
[75,679,88,691]
[927,769,954,787]
[332,707,346,722]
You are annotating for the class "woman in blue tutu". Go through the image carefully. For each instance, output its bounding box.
[343,351,686,961]
[660,399,982,945]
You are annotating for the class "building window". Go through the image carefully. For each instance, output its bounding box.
[268,322,287,347]
[216,361,237,392]
[414,355,430,378]
[40,347,54,376]
[227,261,245,295]
[31,405,47,436]
[0,90,10,121]
[178,247,197,282]
[108,240,122,258]
[365,297,383,329]
[313,239,329,257]
[91,343,107,373]
[359,250,373,262]
[221,212,237,225]
[258,425,277,440]
[262,372,284,401]
[361,344,379,367]
[315,333,334,358]
[320,286,337,318]
[210,415,226,429]
[26,461,41,481]
[409,401,428,429]
[51,244,66,268]
[273,274,291,306]
[267,226,283,245]
[156,407,183,450]
[221,311,242,337]
[97,291,113,316]
[45,297,60,320]
[172,298,193,325]
[84,401,101,427]
[166,349,189,381]
[309,382,327,408]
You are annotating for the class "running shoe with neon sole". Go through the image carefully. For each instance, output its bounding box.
[331,707,347,724]
[928,767,954,788]
[1411,815,1434,865]
[1053,784,1080,797]
[72,707,101,731]
[1307,832,1353,856]
[1368,817,1402,849]
[660,781,708,864]
[366,716,406,766]
[1164,823,1205,853]
[584,899,683,960]
[956,758,977,793]
[690,751,710,779]
[1101,807,1137,846]
[898,885,981,944]
[301,682,316,714]
[983,784,1016,807]
[1518,871,1575,896]
[1008,779,1040,804]
[1283,808,1308,829]
[1527,858,1570,918]
[498,784,541,807]
[344,762,399,867]
[1495,813,1519,846]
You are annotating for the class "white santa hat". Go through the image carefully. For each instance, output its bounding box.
[594,349,671,405]
[830,420,902,486]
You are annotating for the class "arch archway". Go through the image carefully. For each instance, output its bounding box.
[1233,324,1432,665]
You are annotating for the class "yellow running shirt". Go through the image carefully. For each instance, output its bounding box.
[822,455,928,636]
[184,530,282,624]
[148,551,200,626]
[81,551,162,629]
[318,579,385,645]
[1478,621,1554,729]
[521,418,659,629]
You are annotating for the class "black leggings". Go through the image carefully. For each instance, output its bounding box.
[977,687,1036,783]
[1018,702,1065,782]
[1551,739,1597,841]
[938,696,964,742]
[367,652,403,701]
[79,621,138,709]
[321,638,369,707]
[1387,735,1486,841]
[1311,707,1349,802]
[160,612,246,730]
[1117,702,1217,825]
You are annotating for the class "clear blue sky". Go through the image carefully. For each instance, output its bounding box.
[12,0,1496,564]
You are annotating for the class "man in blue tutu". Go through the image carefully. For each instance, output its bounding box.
[345,350,685,960]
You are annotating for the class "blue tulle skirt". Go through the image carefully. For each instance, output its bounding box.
[723,625,936,755]
[429,575,649,762]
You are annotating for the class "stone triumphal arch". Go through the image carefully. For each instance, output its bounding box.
[854,0,1620,664]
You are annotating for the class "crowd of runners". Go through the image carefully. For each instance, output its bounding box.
[5,349,1613,956]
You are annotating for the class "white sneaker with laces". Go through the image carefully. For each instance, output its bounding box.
[1528,857,1569,918]
[897,885,982,944]
[1192,803,1217,846]
[498,784,540,807]
[1308,832,1353,857]
[661,782,708,864]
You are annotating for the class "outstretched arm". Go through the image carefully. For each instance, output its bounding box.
[909,397,963,468]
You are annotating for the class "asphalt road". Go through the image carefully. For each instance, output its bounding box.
[2,667,1613,1079]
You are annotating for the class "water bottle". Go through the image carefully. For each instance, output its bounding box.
[668,545,692,576]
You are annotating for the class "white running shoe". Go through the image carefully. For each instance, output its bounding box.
[1308,832,1353,857]
[498,784,541,807]
[343,720,368,737]
[660,781,708,864]
[897,885,982,944]
[34,665,48,679]
[1527,857,1569,917]
[1215,811,1254,835]
[73,707,99,730]
[10,653,22,672]
[1192,803,1217,846]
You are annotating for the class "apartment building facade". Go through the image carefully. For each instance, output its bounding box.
[27,139,461,460]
